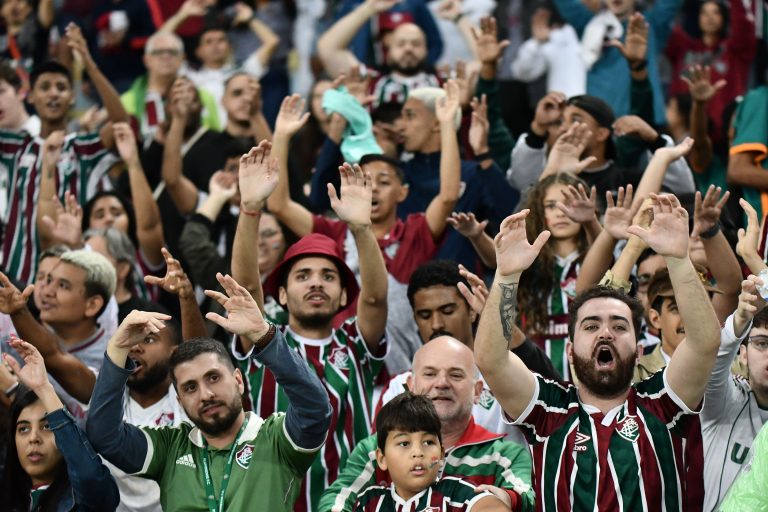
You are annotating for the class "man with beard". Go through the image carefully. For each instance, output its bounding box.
[316,0,440,107]
[228,142,389,511]
[86,275,332,512]
[318,336,534,512]
[475,197,721,510]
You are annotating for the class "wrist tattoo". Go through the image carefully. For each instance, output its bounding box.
[498,282,519,340]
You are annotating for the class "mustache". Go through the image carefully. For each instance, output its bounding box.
[429,330,452,340]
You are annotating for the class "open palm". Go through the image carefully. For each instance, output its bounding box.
[494,210,550,277]
[205,273,269,340]
[328,163,372,228]
[627,194,689,258]
[239,140,279,212]
[275,94,310,136]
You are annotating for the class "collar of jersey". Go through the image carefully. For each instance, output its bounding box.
[581,401,626,427]
[287,327,334,347]
[389,483,428,508]
[188,411,265,448]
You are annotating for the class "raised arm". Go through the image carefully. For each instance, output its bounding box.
[631,137,694,210]
[475,210,550,420]
[540,122,596,179]
[205,274,331,450]
[425,80,461,240]
[447,212,496,268]
[328,162,388,348]
[267,94,313,237]
[555,183,602,243]
[231,141,280,307]
[114,122,164,266]
[36,131,67,250]
[0,274,94,403]
[628,194,721,409]
[692,185,741,322]
[161,79,200,215]
[735,199,768,275]
[684,66,725,173]
[158,0,207,34]
[233,3,280,70]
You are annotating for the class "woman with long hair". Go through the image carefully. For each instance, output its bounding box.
[518,173,594,381]
[0,337,118,511]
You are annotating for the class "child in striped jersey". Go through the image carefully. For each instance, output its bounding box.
[518,173,594,381]
[353,393,507,512]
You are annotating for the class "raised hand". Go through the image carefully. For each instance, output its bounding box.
[612,115,658,142]
[556,184,598,224]
[735,275,766,327]
[169,78,195,120]
[274,94,310,137]
[65,22,93,65]
[436,0,461,20]
[469,94,490,155]
[627,194,689,259]
[603,185,636,239]
[205,273,270,340]
[233,1,255,25]
[144,248,194,299]
[109,310,172,352]
[457,264,489,315]
[0,272,33,315]
[447,211,488,239]
[328,162,372,230]
[736,198,762,260]
[42,130,65,171]
[682,65,727,104]
[4,337,49,392]
[340,65,376,106]
[494,210,551,277]
[113,122,140,167]
[363,0,402,14]
[239,140,279,212]
[41,191,83,248]
[472,16,510,66]
[544,122,596,174]
[692,185,729,237]
[532,92,566,135]
[179,0,208,18]
[245,79,262,118]
[654,136,694,163]
[208,170,238,201]
[435,79,461,125]
[608,12,648,67]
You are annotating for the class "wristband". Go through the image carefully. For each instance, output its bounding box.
[630,59,647,72]
[240,205,260,217]
[5,381,18,397]
[699,221,721,240]
[253,322,277,351]
[474,151,492,162]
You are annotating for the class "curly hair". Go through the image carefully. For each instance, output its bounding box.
[518,173,590,337]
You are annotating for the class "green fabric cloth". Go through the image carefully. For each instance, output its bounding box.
[322,87,382,163]
[693,153,728,195]
[730,85,768,219]
[475,77,515,171]
[720,421,768,511]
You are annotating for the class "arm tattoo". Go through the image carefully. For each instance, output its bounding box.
[498,282,519,341]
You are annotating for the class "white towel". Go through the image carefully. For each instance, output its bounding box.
[581,10,624,70]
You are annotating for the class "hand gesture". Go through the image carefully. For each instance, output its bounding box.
[65,23,93,65]
[205,273,270,340]
[42,130,65,172]
[0,272,33,315]
[603,185,636,239]
[469,95,490,154]
[735,275,766,325]
[544,122,596,174]
[328,162,372,229]
[144,248,194,299]
[364,0,402,14]
[78,106,107,133]
[339,65,376,106]
[179,0,208,18]
[532,92,566,134]
[457,264,489,315]
[113,123,140,167]
[4,337,48,392]
[436,0,462,20]
[447,212,488,239]
[0,356,17,392]
[608,12,648,67]
[692,185,729,237]
[245,79,263,118]
[41,191,83,248]
[612,115,658,142]
[274,94,310,137]
[472,16,510,66]
[531,8,551,42]
[556,184,598,224]
[627,194,689,258]
[233,1,255,25]
[435,80,461,125]
[109,310,171,351]
[653,136,694,163]
[682,65,726,103]
[494,210,551,277]
[239,140,279,212]
[736,198,762,260]
[208,170,238,201]
[169,78,195,120]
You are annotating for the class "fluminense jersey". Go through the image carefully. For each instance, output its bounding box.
[233,320,387,512]
[0,130,113,283]
[353,477,495,512]
[701,314,768,511]
[369,71,441,107]
[509,370,703,512]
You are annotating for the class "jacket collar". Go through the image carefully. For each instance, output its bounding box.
[448,417,505,452]
[188,411,264,448]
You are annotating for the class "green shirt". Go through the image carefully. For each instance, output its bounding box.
[137,412,317,511]
[730,85,768,218]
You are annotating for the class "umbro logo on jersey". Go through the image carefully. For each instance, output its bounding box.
[175,454,196,468]
[574,432,591,452]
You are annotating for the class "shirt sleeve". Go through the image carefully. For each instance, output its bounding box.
[504,374,577,444]
[270,413,322,476]
[730,87,768,160]
[703,314,751,423]
[634,368,702,437]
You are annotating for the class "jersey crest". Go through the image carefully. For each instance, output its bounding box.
[236,444,254,469]
[478,388,495,410]
[616,416,640,442]
[329,347,350,370]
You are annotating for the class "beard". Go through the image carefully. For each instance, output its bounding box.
[572,343,635,399]
[387,57,426,77]
[127,361,170,394]
[190,394,243,436]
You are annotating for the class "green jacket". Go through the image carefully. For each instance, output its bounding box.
[318,418,534,512]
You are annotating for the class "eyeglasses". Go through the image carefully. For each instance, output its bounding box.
[149,48,182,57]
[747,338,768,352]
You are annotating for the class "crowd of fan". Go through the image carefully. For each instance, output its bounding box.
[0,0,767,510]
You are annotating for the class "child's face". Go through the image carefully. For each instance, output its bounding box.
[376,430,444,500]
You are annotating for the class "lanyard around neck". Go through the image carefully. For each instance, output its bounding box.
[200,416,248,512]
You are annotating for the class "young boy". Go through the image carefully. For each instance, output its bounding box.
[355,393,509,511]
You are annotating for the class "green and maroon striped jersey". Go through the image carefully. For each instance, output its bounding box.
[353,477,494,512]
[510,370,703,511]
[235,319,386,512]
[0,131,111,283]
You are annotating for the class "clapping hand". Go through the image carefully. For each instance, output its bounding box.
[494,210,550,277]
[41,191,83,248]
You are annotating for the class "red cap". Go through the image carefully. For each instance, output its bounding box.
[263,233,359,307]
[377,11,414,33]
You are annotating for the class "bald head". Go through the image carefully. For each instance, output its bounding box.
[413,336,477,379]
[386,23,427,76]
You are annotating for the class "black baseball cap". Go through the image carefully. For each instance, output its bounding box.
[567,95,615,128]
